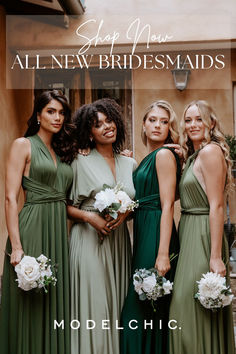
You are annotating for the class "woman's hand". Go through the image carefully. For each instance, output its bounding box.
[10,248,24,266]
[120,149,133,158]
[210,257,226,277]
[154,255,171,277]
[78,148,91,156]
[86,213,111,241]
[106,211,130,230]
[164,144,183,159]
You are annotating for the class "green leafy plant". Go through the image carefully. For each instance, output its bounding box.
[225,135,236,161]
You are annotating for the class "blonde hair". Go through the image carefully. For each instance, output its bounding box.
[141,100,179,145]
[179,100,232,190]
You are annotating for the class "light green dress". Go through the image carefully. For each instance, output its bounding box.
[0,134,73,354]
[169,149,235,354]
[69,149,137,354]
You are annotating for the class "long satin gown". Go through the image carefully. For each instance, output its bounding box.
[69,148,137,354]
[120,147,180,354]
[169,149,235,354]
[0,134,73,354]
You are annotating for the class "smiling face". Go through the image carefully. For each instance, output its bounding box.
[91,111,117,146]
[143,106,170,145]
[184,104,206,146]
[37,99,65,134]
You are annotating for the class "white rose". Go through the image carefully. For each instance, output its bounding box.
[142,274,156,293]
[220,293,234,307]
[16,277,38,291]
[133,279,143,295]
[94,189,117,212]
[115,191,132,213]
[198,272,225,299]
[15,255,40,284]
[163,280,173,295]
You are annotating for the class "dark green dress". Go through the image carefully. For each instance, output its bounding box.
[0,134,73,354]
[120,147,180,354]
[169,149,235,354]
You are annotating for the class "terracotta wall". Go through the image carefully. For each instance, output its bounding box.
[0,7,34,274]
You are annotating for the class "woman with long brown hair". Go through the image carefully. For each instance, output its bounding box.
[0,90,74,354]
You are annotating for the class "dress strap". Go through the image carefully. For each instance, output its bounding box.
[22,176,66,205]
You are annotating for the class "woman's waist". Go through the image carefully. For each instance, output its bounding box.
[180,206,210,215]
[136,193,161,211]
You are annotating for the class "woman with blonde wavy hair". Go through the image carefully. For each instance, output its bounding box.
[120,100,181,354]
[169,100,235,354]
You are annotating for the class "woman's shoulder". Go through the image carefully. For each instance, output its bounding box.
[11,137,31,154]
[155,147,178,163]
[198,143,224,160]
[71,149,100,168]
[117,154,138,168]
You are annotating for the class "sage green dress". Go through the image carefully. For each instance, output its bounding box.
[69,149,137,354]
[120,147,180,354]
[0,134,73,354]
[169,149,235,354]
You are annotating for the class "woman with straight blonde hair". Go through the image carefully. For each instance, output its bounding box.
[120,100,180,354]
[169,100,235,354]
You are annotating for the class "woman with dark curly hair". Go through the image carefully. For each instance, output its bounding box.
[67,98,137,354]
[0,90,73,354]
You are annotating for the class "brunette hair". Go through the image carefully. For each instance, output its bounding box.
[24,90,76,164]
[72,98,125,155]
[141,100,179,145]
[179,100,232,190]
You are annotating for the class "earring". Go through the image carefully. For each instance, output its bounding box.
[143,128,146,133]
[90,137,93,142]
[37,121,40,125]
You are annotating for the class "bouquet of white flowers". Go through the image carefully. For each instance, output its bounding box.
[15,254,57,293]
[133,268,173,311]
[94,183,138,219]
[195,272,234,310]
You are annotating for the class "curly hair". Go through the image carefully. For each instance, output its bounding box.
[141,100,179,145]
[179,100,232,190]
[24,90,76,164]
[72,98,125,157]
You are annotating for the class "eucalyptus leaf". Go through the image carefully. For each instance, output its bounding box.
[111,202,121,211]
[103,184,112,190]
[110,211,118,219]
[139,293,147,301]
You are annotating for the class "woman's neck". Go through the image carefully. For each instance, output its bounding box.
[37,130,53,149]
[193,141,201,151]
[95,143,114,158]
[146,140,164,154]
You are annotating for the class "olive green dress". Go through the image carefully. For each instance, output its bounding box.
[120,147,180,354]
[0,134,73,354]
[69,149,137,354]
[169,149,235,354]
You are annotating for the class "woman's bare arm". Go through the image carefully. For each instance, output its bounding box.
[67,205,111,239]
[5,138,30,266]
[199,144,226,277]
[155,149,177,276]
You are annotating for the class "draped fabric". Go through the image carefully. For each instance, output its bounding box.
[0,134,73,354]
[69,149,137,354]
[169,149,235,354]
